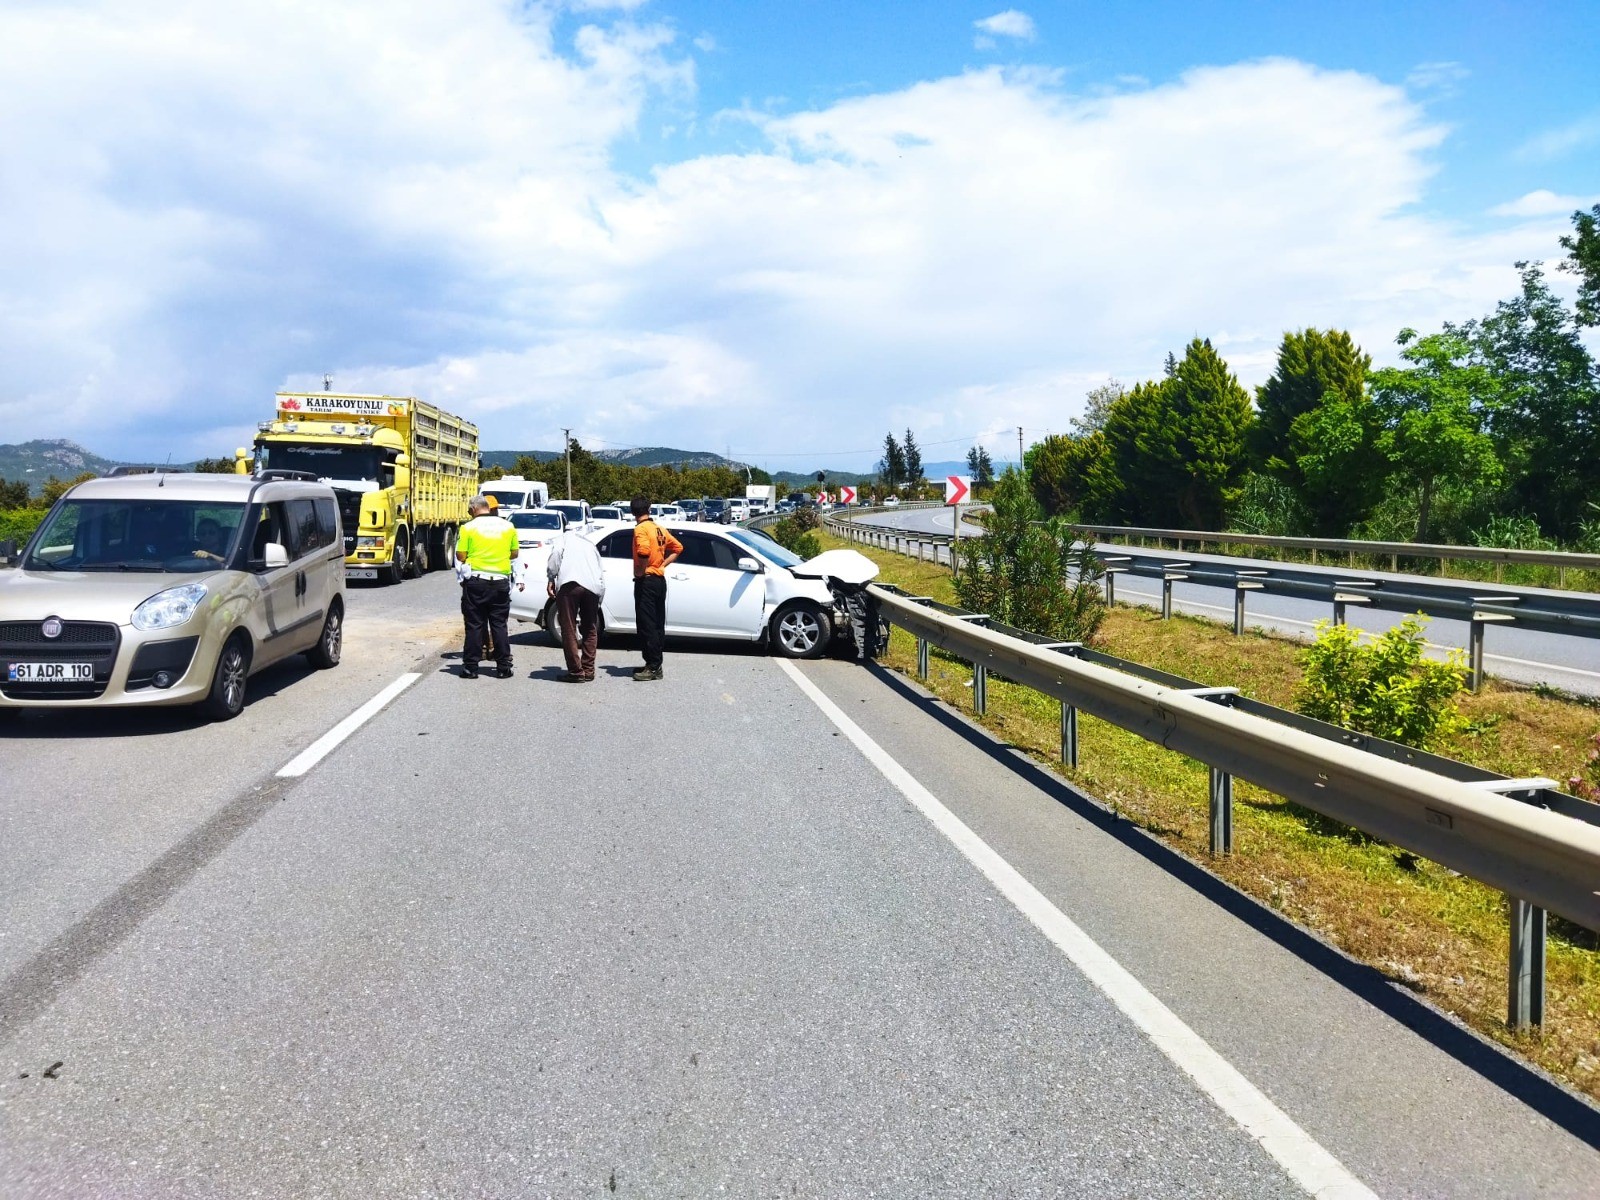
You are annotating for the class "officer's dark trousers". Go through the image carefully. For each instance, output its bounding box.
[634,574,667,670]
[462,577,512,671]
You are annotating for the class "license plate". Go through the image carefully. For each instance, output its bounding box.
[346,568,379,580]
[8,662,94,683]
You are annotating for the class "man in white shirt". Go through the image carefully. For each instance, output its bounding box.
[546,529,607,682]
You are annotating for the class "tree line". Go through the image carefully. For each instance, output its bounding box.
[482,440,766,504]
[1027,204,1600,546]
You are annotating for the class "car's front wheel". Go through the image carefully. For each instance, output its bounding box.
[200,635,251,721]
[771,603,832,659]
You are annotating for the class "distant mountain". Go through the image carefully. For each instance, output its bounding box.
[0,439,159,496]
[595,446,748,470]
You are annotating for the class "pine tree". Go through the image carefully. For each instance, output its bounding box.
[879,433,905,490]
[903,429,923,487]
[1252,328,1384,536]
[1102,339,1253,527]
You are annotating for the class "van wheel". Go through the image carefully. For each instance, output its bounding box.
[201,636,251,721]
[383,531,409,585]
[544,599,564,647]
[306,601,343,669]
[772,603,832,659]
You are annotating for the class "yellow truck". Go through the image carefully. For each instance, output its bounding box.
[253,392,480,584]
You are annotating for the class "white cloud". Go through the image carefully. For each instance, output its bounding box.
[1405,60,1469,95]
[0,8,1577,471]
[974,10,1037,42]
[1517,113,1600,161]
[1490,190,1600,218]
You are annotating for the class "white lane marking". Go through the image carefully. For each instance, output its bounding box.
[276,672,422,778]
[776,658,1377,1200]
[1117,588,1600,682]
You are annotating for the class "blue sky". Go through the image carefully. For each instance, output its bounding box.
[0,1,1596,474]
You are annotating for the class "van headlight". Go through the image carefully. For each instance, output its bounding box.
[132,583,209,631]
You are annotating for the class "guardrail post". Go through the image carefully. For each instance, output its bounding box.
[1209,767,1233,855]
[973,663,987,714]
[917,637,929,679]
[1508,896,1546,1030]
[1161,572,1188,619]
[1469,611,1515,692]
[1062,704,1078,767]
[1232,576,1265,635]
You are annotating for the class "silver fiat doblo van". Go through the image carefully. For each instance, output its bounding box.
[0,471,344,720]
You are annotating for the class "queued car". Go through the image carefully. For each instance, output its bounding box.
[0,472,345,721]
[510,508,565,550]
[508,525,877,659]
[702,498,729,524]
[677,499,702,521]
[650,503,689,524]
[589,505,632,527]
[724,498,751,523]
[545,499,592,532]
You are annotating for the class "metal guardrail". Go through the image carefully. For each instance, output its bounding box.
[1069,522,1600,584]
[870,584,1600,1032]
[831,513,1600,689]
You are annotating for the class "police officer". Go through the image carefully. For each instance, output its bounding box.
[455,495,518,678]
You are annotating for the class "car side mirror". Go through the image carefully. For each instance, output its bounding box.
[737,556,762,573]
[263,542,289,569]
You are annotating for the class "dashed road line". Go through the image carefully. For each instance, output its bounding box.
[277,672,422,778]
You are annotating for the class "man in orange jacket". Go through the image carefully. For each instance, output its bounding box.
[631,494,682,681]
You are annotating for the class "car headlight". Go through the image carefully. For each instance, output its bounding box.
[132,583,209,631]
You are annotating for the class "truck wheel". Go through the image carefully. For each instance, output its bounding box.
[305,600,343,669]
[410,530,429,576]
[200,635,251,721]
[436,527,457,572]
[771,603,832,659]
[382,531,409,585]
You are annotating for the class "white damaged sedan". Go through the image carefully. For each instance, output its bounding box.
[509,525,877,658]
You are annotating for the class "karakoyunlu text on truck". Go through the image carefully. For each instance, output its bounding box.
[253,392,480,584]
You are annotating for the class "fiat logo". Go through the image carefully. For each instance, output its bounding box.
[41,617,62,639]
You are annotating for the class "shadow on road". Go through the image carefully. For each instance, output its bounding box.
[863,661,1600,1149]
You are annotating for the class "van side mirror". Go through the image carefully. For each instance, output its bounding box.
[264,542,289,569]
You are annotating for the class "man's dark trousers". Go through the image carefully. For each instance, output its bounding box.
[462,576,513,672]
[634,574,667,671]
[557,581,601,678]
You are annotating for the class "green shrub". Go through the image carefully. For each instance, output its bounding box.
[768,517,822,560]
[1296,614,1466,748]
[952,468,1105,643]
[0,507,46,547]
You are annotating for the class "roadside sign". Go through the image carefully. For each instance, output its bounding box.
[839,485,857,505]
[945,475,971,505]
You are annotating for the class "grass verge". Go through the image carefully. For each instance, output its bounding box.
[822,527,1600,1101]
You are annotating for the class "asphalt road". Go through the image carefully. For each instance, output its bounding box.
[3,580,1599,1197]
[849,509,1600,696]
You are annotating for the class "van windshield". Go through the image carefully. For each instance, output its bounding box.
[25,500,248,573]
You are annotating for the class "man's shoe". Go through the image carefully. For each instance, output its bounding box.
[461,667,480,679]
[495,666,516,679]
[560,671,583,682]
[633,667,662,681]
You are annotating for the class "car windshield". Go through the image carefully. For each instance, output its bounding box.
[24,499,248,573]
[726,527,803,568]
[547,503,584,519]
[258,443,382,482]
[511,511,563,531]
[591,507,622,520]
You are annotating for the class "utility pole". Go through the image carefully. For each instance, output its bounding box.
[1018,426,1024,468]
[562,427,572,500]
